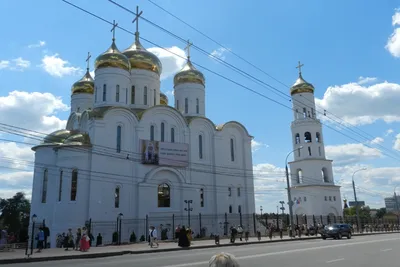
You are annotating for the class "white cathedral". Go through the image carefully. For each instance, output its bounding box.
[288,65,342,218]
[29,21,255,246]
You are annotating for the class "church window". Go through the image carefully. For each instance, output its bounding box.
[325,196,327,201]
[329,196,332,201]
[237,187,241,197]
[297,169,303,183]
[238,205,242,213]
[158,183,170,208]
[229,205,232,214]
[125,88,128,104]
[196,98,199,114]
[303,108,307,118]
[150,125,154,141]
[58,170,63,202]
[298,149,301,157]
[176,100,179,110]
[153,89,156,105]
[228,187,232,197]
[131,86,135,104]
[144,86,148,105]
[161,123,165,142]
[304,132,312,143]
[41,169,48,203]
[185,98,188,113]
[77,107,80,112]
[103,84,107,101]
[71,170,78,201]
[115,187,120,208]
[333,196,336,201]
[116,85,120,102]
[322,168,329,182]
[318,147,321,156]
[308,146,311,156]
[295,133,300,144]
[95,86,98,102]
[311,108,315,118]
[304,196,307,202]
[198,135,203,159]
[230,138,235,162]
[171,128,175,143]
[116,126,122,153]
[200,188,204,207]
[316,132,321,143]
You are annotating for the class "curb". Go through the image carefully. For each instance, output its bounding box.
[1,231,398,264]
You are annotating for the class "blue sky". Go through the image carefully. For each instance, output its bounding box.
[1,0,400,213]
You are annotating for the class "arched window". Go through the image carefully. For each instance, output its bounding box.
[131,86,135,104]
[158,183,170,207]
[228,187,232,197]
[311,108,315,118]
[116,85,120,102]
[308,146,312,156]
[303,108,307,118]
[237,187,241,197]
[316,132,321,143]
[199,135,203,159]
[297,169,303,184]
[144,86,148,105]
[71,170,78,201]
[238,205,242,213]
[304,132,312,143]
[185,98,188,113]
[153,89,156,105]
[322,168,329,182]
[150,125,154,141]
[171,128,175,143]
[295,133,300,144]
[115,187,120,208]
[200,188,204,207]
[230,138,235,162]
[229,205,232,214]
[103,84,107,101]
[196,98,199,114]
[161,123,165,142]
[116,126,122,153]
[58,170,63,202]
[41,169,48,203]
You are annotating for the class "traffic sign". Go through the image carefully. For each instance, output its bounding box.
[348,201,365,207]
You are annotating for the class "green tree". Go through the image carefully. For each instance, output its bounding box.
[375,208,386,219]
[344,205,371,219]
[0,192,31,236]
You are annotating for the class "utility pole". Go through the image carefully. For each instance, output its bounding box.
[352,168,366,232]
[184,200,193,228]
[394,186,399,225]
[279,201,285,215]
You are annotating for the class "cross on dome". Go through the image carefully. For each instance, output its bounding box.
[111,20,118,41]
[184,39,193,59]
[132,6,143,41]
[85,52,91,71]
[296,61,304,76]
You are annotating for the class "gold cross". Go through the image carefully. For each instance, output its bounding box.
[184,39,193,59]
[296,61,304,75]
[132,6,143,34]
[85,52,91,70]
[111,20,118,40]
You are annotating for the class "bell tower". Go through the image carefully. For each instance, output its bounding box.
[288,62,342,218]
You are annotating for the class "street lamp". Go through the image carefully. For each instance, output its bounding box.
[260,205,263,216]
[117,213,123,245]
[279,201,285,215]
[285,146,303,237]
[394,185,399,224]
[30,214,37,256]
[184,200,193,228]
[352,168,367,232]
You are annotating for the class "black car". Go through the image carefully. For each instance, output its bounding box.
[321,224,352,240]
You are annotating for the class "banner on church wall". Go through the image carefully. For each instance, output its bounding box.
[140,139,189,167]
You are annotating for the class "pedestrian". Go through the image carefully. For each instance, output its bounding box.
[209,252,240,267]
[64,229,74,251]
[36,227,45,253]
[75,228,81,251]
[178,226,190,248]
[149,226,159,248]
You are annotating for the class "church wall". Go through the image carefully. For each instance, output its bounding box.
[174,84,205,116]
[71,93,93,113]
[129,69,161,109]
[291,92,316,120]
[289,159,334,186]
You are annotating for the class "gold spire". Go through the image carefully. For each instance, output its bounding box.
[71,53,94,95]
[184,39,193,59]
[132,5,143,44]
[296,61,304,77]
[290,61,314,95]
[111,20,118,42]
[85,52,91,71]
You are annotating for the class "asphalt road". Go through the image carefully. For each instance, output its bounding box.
[12,234,400,267]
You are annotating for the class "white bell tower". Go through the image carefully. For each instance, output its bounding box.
[288,62,342,219]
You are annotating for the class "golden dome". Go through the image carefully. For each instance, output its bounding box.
[42,129,71,144]
[95,39,130,72]
[290,73,315,95]
[122,34,162,75]
[71,69,94,95]
[160,92,168,105]
[173,59,205,88]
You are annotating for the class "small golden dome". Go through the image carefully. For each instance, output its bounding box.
[123,35,162,75]
[42,129,71,144]
[71,69,94,95]
[95,39,130,72]
[173,59,205,88]
[160,92,168,105]
[290,73,315,95]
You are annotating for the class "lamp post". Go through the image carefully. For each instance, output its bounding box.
[394,185,399,225]
[117,213,123,245]
[30,214,37,256]
[352,168,367,232]
[285,146,303,236]
[184,200,193,228]
[279,201,285,215]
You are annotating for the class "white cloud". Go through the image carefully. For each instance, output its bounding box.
[316,81,400,125]
[40,54,82,77]
[12,57,30,70]
[358,76,377,85]
[394,133,400,151]
[386,9,400,57]
[0,58,30,71]
[251,140,269,153]
[0,60,10,69]
[147,46,186,80]
[0,142,34,169]
[325,143,382,165]
[210,47,229,61]
[370,137,384,145]
[28,41,46,49]
[385,129,394,136]
[90,70,95,78]
[164,90,174,97]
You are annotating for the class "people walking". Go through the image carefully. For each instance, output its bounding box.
[149,226,159,248]
[64,229,74,251]
[178,226,190,248]
[36,227,45,253]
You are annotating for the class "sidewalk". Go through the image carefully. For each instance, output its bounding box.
[0,231,398,264]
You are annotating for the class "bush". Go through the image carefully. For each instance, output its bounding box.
[129,231,137,243]
[112,232,118,243]
[139,235,145,242]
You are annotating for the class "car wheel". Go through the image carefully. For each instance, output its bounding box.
[347,232,351,239]
[337,233,342,239]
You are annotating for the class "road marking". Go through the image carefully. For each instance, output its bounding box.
[159,237,400,267]
[380,248,393,252]
[326,258,345,263]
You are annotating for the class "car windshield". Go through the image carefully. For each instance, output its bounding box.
[325,224,340,229]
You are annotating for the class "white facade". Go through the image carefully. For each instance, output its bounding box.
[29,31,255,247]
[288,72,342,218]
